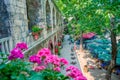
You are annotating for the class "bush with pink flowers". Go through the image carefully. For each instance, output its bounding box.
[0,42,30,80]
[28,48,87,80]
[0,42,87,80]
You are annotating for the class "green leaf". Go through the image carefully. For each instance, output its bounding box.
[17,74,27,80]
[28,72,44,80]
[0,64,6,69]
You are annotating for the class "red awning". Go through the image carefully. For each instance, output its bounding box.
[82,32,95,39]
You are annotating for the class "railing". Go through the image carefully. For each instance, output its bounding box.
[0,37,13,54]
[47,28,52,34]
[25,32,44,51]
[24,29,58,54]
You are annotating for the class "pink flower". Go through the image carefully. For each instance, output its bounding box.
[34,66,46,72]
[53,67,61,72]
[44,56,52,65]
[16,42,28,50]
[44,55,60,67]
[37,48,51,59]
[8,48,24,60]
[60,58,68,65]
[29,55,41,64]
[67,72,76,78]
[66,66,86,79]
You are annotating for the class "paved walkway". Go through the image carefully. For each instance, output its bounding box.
[60,35,81,74]
[60,35,120,80]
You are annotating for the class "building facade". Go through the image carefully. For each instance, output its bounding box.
[0,0,64,57]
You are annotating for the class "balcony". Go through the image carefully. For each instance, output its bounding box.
[0,27,59,58]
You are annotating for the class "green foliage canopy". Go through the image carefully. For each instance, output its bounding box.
[54,0,120,35]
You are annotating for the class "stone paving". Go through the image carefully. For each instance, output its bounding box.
[60,35,81,74]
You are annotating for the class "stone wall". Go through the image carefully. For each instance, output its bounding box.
[4,0,28,44]
[0,0,64,55]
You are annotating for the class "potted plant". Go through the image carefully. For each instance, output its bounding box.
[32,25,43,40]
[47,26,52,30]
[55,46,59,55]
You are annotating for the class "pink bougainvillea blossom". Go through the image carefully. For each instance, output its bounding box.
[16,42,28,50]
[29,55,41,64]
[8,48,24,60]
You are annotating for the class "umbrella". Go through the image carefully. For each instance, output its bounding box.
[94,39,111,44]
[98,53,111,61]
[84,40,94,43]
[117,50,120,58]
[116,58,120,65]
[82,32,95,39]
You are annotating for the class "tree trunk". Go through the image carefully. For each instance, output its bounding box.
[106,17,117,80]
[80,31,83,52]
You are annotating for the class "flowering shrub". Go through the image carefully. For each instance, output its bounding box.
[28,48,87,80]
[0,42,87,80]
[8,42,28,60]
[0,42,30,80]
[8,48,24,60]
[28,48,70,79]
[0,42,32,79]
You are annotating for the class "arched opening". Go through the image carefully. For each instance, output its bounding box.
[56,12,59,26]
[0,1,10,38]
[46,0,51,28]
[26,0,41,32]
[48,39,53,52]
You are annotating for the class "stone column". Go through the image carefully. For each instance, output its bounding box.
[50,5,53,33]
[55,10,57,28]
[4,0,28,45]
[42,0,47,38]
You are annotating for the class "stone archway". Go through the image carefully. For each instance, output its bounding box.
[26,0,41,31]
[48,39,53,53]
[0,1,10,38]
[54,35,58,54]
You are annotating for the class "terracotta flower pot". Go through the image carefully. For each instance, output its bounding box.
[55,48,58,54]
[58,42,61,46]
[32,32,39,40]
